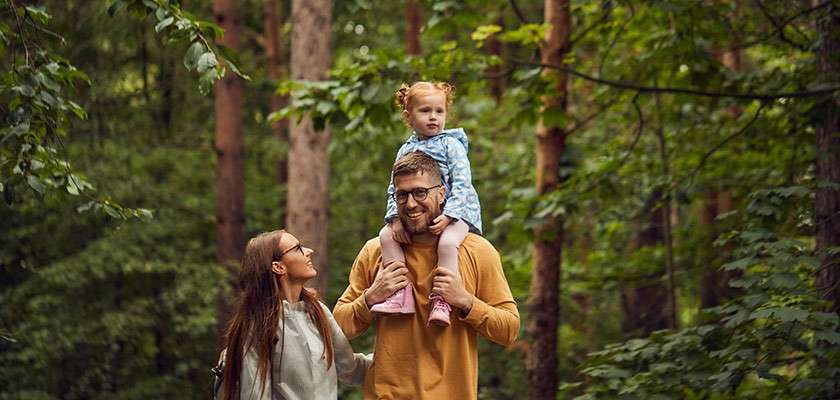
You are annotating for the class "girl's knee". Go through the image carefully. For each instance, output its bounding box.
[379,225,393,240]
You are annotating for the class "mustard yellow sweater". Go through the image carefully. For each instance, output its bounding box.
[333,234,520,400]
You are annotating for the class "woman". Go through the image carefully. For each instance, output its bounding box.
[219,230,370,400]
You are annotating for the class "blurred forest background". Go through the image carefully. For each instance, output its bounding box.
[2,0,840,399]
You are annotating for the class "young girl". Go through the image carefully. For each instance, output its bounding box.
[370,81,482,327]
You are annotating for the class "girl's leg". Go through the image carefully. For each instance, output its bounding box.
[429,220,470,326]
[371,225,414,314]
[379,224,406,266]
[436,219,470,273]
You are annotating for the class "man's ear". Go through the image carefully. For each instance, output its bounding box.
[271,261,286,276]
[437,185,446,205]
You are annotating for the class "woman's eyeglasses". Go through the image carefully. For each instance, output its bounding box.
[278,243,304,259]
[392,185,441,205]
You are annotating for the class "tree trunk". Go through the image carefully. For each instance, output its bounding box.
[527,0,569,398]
[288,0,333,295]
[264,0,288,220]
[702,2,742,309]
[405,0,422,55]
[214,0,245,340]
[621,189,669,336]
[487,17,506,100]
[816,5,840,314]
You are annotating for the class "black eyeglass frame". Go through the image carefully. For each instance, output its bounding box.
[392,184,442,205]
[277,243,304,260]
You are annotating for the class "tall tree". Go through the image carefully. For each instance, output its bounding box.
[816,5,840,314]
[621,189,670,336]
[405,0,422,55]
[214,0,245,338]
[700,190,736,308]
[264,0,289,218]
[287,0,333,294]
[527,0,569,397]
[701,1,742,309]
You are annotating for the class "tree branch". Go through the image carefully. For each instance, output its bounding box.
[578,92,644,193]
[687,101,769,183]
[734,1,830,51]
[754,0,812,52]
[508,0,528,24]
[516,60,840,100]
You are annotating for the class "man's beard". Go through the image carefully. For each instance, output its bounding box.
[399,210,440,235]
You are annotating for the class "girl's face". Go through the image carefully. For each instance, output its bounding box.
[273,233,317,283]
[403,91,447,138]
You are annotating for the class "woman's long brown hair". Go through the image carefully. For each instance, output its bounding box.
[220,230,334,400]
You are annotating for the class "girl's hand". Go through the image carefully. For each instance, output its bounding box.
[429,215,452,235]
[390,219,412,244]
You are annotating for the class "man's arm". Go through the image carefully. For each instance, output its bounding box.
[333,241,410,339]
[434,241,520,346]
[333,244,377,339]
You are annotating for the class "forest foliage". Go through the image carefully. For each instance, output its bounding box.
[1,0,839,399]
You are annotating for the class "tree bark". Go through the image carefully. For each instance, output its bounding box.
[621,189,669,336]
[288,0,333,295]
[702,1,742,309]
[527,0,569,398]
[487,17,506,100]
[214,0,245,339]
[816,5,840,314]
[264,0,288,219]
[405,0,422,55]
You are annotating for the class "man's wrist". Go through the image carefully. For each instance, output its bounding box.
[363,289,374,308]
[457,293,474,313]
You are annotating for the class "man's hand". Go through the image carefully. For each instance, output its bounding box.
[390,219,412,244]
[364,260,409,307]
[431,267,473,313]
[429,215,452,235]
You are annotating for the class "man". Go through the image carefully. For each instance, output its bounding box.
[333,151,520,399]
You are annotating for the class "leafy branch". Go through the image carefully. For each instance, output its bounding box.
[108,0,250,95]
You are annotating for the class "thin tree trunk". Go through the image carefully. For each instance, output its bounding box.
[621,189,670,336]
[654,93,678,329]
[702,1,742,309]
[264,0,288,221]
[527,0,569,398]
[214,0,245,340]
[405,0,422,55]
[487,16,506,100]
[288,0,333,295]
[816,4,840,314]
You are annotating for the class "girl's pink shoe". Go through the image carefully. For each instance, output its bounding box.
[428,294,452,326]
[370,285,416,314]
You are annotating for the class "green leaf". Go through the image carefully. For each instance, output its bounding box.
[471,24,502,43]
[815,330,840,345]
[198,69,217,95]
[768,272,800,289]
[183,41,205,71]
[155,17,175,33]
[26,175,45,194]
[722,257,753,271]
[24,6,52,24]
[196,52,218,73]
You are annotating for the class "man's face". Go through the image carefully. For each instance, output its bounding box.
[395,172,445,234]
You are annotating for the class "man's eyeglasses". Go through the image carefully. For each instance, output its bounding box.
[278,243,304,259]
[393,185,442,205]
